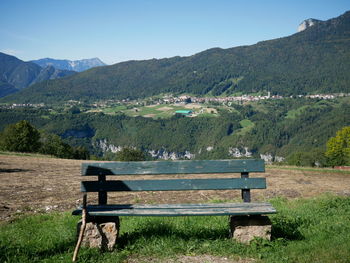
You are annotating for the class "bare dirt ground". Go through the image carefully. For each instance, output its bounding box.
[157,106,173,111]
[1,155,350,222]
[184,103,202,109]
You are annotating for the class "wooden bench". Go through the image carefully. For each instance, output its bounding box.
[72,159,276,249]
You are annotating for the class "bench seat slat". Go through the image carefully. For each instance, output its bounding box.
[73,203,276,216]
[82,159,265,176]
[81,178,266,192]
[72,202,276,216]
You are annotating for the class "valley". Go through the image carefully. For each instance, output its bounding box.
[0,95,349,164]
[0,11,349,166]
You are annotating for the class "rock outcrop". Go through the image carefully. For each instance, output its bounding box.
[297,18,321,32]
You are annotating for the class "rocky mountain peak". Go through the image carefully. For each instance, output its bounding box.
[297,18,322,32]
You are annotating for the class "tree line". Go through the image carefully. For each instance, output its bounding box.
[0,120,148,161]
[1,119,349,167]
[0,120,89,159]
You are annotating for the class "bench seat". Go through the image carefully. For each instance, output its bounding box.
[72,202,276,217]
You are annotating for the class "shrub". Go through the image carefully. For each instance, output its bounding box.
[286,149,326,167]
[116,147,146,161]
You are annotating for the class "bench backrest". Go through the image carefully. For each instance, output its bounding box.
[81,159,265,205]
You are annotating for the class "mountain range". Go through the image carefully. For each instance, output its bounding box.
[2,10,350,103]
[0,52,75,98]
[30,57,106,72]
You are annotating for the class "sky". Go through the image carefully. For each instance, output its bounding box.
[1,0,349,65]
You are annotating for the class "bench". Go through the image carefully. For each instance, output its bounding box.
[72,159,276,250]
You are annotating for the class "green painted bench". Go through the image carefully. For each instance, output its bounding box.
[73,159,276,262]
[72,159,275,217]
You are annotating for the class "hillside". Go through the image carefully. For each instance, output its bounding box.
[0,52,76,98]
[0,97,349,161]
[2,11,350,104]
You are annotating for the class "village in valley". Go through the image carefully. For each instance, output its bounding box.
[3,92,350,119]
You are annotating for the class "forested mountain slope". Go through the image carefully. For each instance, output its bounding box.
[2,11,350,104]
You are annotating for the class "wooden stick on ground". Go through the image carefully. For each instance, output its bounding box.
[73,194,87,262]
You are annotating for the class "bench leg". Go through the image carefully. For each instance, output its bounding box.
[76,216,120,251]
[229,215,272,243]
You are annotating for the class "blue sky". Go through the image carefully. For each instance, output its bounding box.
[0,0,349,65]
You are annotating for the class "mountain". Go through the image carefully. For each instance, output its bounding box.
[297,18,322,32]
[31,57,106,72]
[0,52,76,98]
[3,11,350,104]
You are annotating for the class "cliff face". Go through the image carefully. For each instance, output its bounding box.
[297,18,322,32]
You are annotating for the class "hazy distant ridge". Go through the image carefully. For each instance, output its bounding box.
[0,52,75,98]
[31,57,106,72]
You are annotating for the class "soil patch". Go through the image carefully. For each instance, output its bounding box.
[157,106,173,111]
[184,103,202,109]
[143,114,156,118]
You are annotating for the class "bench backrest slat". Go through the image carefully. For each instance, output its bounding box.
[81,178,266,192]
[82,159,265,176]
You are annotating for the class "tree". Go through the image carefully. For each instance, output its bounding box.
[39,133,74,159]
[116,147,146,161]
[0,120,41,153]
[325,126,350,166]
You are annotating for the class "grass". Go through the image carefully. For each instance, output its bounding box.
[285,106,309,120]
[236,119,255,135]
[1,195,350,262]
[102,105,128,114]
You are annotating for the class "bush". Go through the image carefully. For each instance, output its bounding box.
[116,148,146,161]
[286,149,326,167]
[73,146,90,160]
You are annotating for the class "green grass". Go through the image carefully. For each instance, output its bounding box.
[285,106,309,119]
[102,105,128,114]
[236,119,255,135]
[285,100,337,120]
[1,195,350,262]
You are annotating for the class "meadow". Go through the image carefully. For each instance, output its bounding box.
[1,196,350,262]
